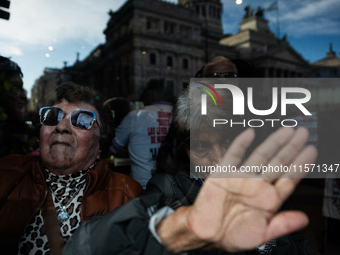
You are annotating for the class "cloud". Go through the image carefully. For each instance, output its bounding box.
[220,0,340,37]
[277,0,340,37]
[0,40,23,56]
[280,0,339,21]
[0,0,128,55]
[284,18,340,37]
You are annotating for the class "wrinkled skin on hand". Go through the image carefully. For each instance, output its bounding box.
[158,127,317,253]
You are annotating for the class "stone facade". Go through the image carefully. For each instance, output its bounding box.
[220,14,310,78]
[29,68,59,115]
[312,43,340,78]
[56,0,237,100]
[31,0,323,104]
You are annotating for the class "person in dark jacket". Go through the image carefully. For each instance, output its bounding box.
[144,78,317,255]
[63,76,317,254]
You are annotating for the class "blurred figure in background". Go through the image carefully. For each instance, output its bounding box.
[103,97,135,174]
[110,79,173,188]
[0,56,30,158]
[195,56,280,154]
[194,56,239,78]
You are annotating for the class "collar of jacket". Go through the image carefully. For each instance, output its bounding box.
[83,159,110,195]
[174,168,201,205]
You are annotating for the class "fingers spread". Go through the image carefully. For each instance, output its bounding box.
[218,128,255,169]
[282,145,318,179]
[274,145,318,201]
[262,127,310,180]
[244,127,295,169]
[269,127,309,167]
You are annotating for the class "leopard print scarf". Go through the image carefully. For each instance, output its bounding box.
[17,165,94,254]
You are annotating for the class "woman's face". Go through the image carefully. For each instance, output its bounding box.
[39,99,101,175]
[187,132,232,168]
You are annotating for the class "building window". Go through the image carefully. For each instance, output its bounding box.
[167,56,173,68]
[150,53,156,65]
[164,22,175,34]
[180,26,190,39]
[196,5,200,14]
[146,18,157,31]
[202,4,206,16]
[183,58,188,69]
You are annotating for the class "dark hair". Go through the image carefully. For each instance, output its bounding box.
[194,56,236,78]
[194,66,204,78]
[0,56,25,119]
[155,106,190,175]
[229,58,256,78]
[194,56,256,78]
[55,81,114,158]
[0,56,23,80]
[141,79,174,103]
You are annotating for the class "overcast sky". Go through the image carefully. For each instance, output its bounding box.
[1,0,339,98]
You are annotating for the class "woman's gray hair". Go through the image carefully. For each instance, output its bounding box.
[156,79,240,174]
[174,79,234,135]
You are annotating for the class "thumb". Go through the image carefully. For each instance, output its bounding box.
[266,211,309,241]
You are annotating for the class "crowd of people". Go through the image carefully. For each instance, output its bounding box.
[0,55,318,255]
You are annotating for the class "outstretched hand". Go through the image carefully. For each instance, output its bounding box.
[157,127,317,253]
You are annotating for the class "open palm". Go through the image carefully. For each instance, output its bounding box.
[185,127,317,252]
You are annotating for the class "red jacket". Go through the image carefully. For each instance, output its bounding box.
[0,154,142,254]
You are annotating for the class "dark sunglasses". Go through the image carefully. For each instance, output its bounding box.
[205,72,238,78]
[39,107,99,130]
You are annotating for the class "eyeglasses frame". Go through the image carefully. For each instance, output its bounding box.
[205,72,238,78]
[39,106,99,130]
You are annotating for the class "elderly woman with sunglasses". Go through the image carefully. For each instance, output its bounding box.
[0,82,142,254]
